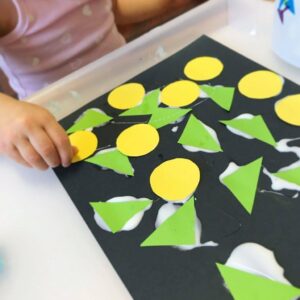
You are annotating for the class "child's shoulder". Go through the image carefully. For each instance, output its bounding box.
[0,0,17,37]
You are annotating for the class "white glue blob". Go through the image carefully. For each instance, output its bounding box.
[276,138,300,158]
[225,113,254,139]
[219,162,239,182]
[171,126,179,133]
[93,147,135,176]
[226,243,290,284]
[94,196,152,232]
[182,122,221,153]
[263,161,300,192]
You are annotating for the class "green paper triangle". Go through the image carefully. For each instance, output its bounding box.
[67,109,112,133]
[220,115,276,146]
[273,167,300,186]
[85,148,134,176]
[148,107,191,129]
[216,263,300,300]
[90,199,152,233]
[141,197,196,247]
[120,89,160,116]
[178,114,222,152]
[201,85,235,111]
[222,157,263,214]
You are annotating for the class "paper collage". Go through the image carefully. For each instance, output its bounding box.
[57,36,300,300]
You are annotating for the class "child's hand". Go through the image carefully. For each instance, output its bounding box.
[0,93,74,170]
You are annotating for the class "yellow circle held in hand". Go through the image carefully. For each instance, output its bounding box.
[116,124,159,157]
[184,56,224,81]
[238,70,283,99]
[150,158,200,202]
[275,94,300,126]
[69,131,98,163]
[108,83,145,110]
[160,80,200,107]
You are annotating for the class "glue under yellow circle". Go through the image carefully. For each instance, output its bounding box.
[238,70,283,99]
[184,56,224,81]
[108,83,145,110]
[150,158,200,201]
[69,131,98,163]
[275,94,300,126]
[160,80,200,107]
[116,124,159,157]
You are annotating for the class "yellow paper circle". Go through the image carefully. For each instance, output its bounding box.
[238,70,283,99]
[184,56,224,81]
[275,94,300,126]
[160,80,200,107]
[108,83,145,110]
[69,131,98,163]
[116,124,159,157]
[150,158,200,201]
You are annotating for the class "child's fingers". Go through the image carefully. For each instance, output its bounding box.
[28,128,61,168]
[8,146,32,168]
[45,121,73,167]
[16,138,48,170]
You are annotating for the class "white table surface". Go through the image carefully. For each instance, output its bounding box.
[1,1,299,299]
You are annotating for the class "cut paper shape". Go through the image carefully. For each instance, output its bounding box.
[220,115,276,146]
[273,167,300,186]
[67,109,112,133]
[85,148,134,176]
[150,158,200,201]
[278,0,295,23]
[160,80,200,107]
[108,83,145,110]
[178,114,222,152]
[221,157,263,214]
[201,85,235,111]
[69,131,98,163]
[120,89,160,116]
[238,70,283,99]
[116,124,159,157]
[275,94,300,126]
[216,263,300,300]
[184,56,224,81]
[90,199,152,233]
[148,107,191,129]
[141,197,196,246]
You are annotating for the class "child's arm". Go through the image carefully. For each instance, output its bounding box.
[0,93,74,170]
[113,0,197,25]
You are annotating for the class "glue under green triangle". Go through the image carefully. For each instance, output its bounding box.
[216,263,300,300]
[90,199,152,233]
[220,115,276,146]
[148,107,191,129]
[221,157,262,214]
[178,114,222,152]
[85,149,134,176]
[201,85,235,111]
[273,166,300,186]
[120,89,160,116]
[141,196,195,247]
[67,109,112,133]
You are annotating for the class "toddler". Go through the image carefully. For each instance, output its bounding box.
[0,0,197,170]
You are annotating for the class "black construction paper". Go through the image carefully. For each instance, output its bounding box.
[55,36,300,300]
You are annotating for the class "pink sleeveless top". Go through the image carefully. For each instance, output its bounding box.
[0,0,125,99]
